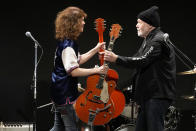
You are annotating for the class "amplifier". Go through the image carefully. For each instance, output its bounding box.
[0,122,33,131]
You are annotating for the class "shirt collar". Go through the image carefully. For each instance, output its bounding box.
[146,27,161,40]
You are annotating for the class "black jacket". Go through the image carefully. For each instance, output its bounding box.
[116,28,176,104]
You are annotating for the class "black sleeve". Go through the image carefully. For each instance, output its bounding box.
[116,41,162,69]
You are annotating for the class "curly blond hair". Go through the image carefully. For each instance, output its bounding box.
[55,6,87,41]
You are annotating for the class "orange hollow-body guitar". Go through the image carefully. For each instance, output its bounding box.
[107,24,125,119]
[75,19,124,125]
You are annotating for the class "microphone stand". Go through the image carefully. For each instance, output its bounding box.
[32,39,43,131]
[32,41,39,131]
[164,35,195,70]
[26,31,43,131]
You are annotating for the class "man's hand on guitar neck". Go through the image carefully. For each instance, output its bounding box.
[102,50,118,63]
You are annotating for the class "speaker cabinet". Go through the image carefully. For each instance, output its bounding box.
[0,122,33,131]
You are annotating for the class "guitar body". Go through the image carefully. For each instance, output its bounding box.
[110,90,126,118]
[75,20,125,125]
[75,69,118,125]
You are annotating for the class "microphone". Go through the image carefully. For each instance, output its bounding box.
[25,31,41,47]
[25,31,37,42]
[163,33,169,43]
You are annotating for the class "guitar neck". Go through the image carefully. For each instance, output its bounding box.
[99,33,104,43]
[103,38,115,66]
[96,33,118,88]
[98,32,104,66]
[107,37,115,51]
[98,39,116,84]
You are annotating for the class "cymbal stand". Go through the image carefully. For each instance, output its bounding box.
[193,81,196,130]
[194,80,196,99]
[127,85,135,124]
[192,111,196,130]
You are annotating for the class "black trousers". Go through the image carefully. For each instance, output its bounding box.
[135,98,171,131]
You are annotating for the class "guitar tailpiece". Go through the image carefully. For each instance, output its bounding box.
[88,112,96,125]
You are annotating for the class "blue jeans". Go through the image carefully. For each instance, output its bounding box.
[135,98,171,131]
[50,104,79,131]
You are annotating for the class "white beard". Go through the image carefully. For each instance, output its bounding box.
[137,31,142,37]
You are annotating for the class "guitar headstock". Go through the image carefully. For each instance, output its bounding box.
[109,24,122,41]
[95,18,105,35]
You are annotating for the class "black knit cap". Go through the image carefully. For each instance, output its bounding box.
[137,6,160,27]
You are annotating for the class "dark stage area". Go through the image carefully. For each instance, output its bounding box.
[1,0,196,130]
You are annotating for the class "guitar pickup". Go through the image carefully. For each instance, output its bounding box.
[93,95,100,101]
